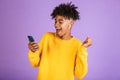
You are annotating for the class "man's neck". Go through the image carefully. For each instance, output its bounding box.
[61,33,72,40]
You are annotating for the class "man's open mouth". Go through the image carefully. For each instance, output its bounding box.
[56,28,62,32]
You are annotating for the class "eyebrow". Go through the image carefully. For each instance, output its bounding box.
[55,19,63,21]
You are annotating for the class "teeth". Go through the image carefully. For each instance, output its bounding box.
[56,28,62,32]
[56,28,61,30]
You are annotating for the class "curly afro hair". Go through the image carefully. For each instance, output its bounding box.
[51,2,80,21]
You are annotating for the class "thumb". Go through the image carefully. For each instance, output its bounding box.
[84,36,89,42]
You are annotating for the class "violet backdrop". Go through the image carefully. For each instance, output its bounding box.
[0,0,120,80]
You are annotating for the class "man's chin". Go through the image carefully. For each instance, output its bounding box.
[56,33,62,38]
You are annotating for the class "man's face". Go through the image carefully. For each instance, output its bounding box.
[54,15,73,38]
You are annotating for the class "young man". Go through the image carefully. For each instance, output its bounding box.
[28,2,92,80]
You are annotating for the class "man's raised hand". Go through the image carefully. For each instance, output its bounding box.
[82,37,92,48]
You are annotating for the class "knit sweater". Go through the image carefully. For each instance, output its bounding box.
[28,32,88,80]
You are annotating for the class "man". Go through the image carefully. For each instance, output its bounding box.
[28,2,92,80]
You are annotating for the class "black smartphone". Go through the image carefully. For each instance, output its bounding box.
[28,36,35,42]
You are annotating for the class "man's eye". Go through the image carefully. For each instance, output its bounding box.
[59,22,62,24]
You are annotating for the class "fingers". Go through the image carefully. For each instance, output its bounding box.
[83,37,89,44]
[84,36,90,43]
[83,37,92,47]
[28,42,39,52]
[31,43,39,48]
[86,37,92,42]
[86,36,91,41]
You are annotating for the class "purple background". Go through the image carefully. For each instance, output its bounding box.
[0,0,120,80]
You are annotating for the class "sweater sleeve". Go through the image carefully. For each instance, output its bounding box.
[74,41,88,80]
[28,33,47,67]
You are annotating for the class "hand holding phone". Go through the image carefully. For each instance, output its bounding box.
[27,36,39,52]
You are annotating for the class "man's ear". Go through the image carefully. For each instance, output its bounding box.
[68,19,74,29]
[71,20,74,25]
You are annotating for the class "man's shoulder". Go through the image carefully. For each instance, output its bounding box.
[73,36,83,45]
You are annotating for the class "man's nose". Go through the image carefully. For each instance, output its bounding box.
[55,22,59,28]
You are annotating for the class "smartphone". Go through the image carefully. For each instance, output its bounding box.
[28,36,35,42]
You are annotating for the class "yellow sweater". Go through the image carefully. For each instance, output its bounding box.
[28,32,88,80]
